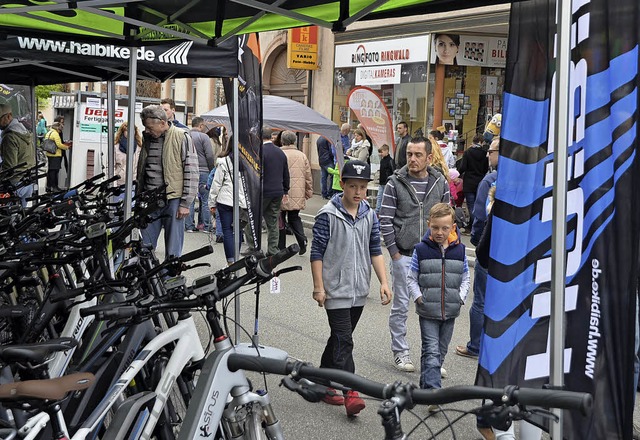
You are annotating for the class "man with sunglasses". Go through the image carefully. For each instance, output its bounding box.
[137,105,198,260]
[0,104,35,207]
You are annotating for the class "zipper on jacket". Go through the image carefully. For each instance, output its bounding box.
[440,245,446,320]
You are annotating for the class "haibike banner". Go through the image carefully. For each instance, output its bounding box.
[0,35,238,78]
[223,34,263,250]
[477,0,639,438]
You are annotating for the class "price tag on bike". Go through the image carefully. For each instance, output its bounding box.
[270,276,281,294]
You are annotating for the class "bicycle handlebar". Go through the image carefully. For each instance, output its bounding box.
[226,354,592,416]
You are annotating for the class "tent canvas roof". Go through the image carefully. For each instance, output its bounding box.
[0,1,519,46]
[202,95,340,144]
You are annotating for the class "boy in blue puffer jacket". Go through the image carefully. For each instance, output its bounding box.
[408,203,470,401]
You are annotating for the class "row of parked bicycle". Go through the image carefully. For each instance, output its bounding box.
[0,162,591,439]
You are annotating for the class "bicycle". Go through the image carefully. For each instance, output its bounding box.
[226,354,593,440]
[0,244,301,440]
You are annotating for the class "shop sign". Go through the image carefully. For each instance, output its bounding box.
[287,26,318,70]
[335,35,429,68]
[355,64,401,85]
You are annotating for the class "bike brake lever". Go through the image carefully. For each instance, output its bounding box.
[274,266,302,276]
[280,376,326,403]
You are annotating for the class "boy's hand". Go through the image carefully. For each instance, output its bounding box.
[313,290,326,307]
[415,297,424,305]
[210,206,216,216]
[380,285,392,305]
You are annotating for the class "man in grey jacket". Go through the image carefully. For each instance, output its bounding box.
[185,116,216,232]
[379,136,450,372]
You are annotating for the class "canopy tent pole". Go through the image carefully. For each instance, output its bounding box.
[107,81,115,180]
[232,77,241,342]
[550,0,572,436]
[124,48,138,221]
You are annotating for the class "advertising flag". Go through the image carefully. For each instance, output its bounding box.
[223,34,263,250]
[347,86,395,154]
[477,0,640,438]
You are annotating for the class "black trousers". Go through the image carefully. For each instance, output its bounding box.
[46,156,62,190]
[320,306,364,373]
[278,210,307,250]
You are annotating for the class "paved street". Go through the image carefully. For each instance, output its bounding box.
[153,194,507,439]
[156,194,639,439]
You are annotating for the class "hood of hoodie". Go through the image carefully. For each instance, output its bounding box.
[3,118,28,135]
[321,192,371,223]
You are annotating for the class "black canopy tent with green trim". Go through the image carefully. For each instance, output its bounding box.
[0,1,515,47]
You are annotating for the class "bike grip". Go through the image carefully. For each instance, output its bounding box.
[79,303,115,318]
[50,200,76,216]
[256,244,299,277]
[515,388,592,415]
[227,354,291,376]
[14,240,47,253]
[179,245,213,263]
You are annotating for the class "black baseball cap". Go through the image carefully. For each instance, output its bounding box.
[341,160,372,181]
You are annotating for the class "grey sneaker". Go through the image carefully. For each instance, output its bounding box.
[394,353,415,372]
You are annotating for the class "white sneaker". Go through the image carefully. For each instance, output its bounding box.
[440,367,448,378]
[427,404,438,413]
[394,353,415,372]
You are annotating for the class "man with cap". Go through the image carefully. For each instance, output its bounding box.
[379,136,450,372]
[311,159,392,417]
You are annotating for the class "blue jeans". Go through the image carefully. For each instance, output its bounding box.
[375,185,385,213]
[217,203,242,263]
[419,317,455,389]
[141,198,185,260]
[320,165,332,198]
[186,172,212,230]
[215,210,223,238]
[15,184,34,208]
[389,255,413,355]
[464,191,476,229]
[466,262,488,355]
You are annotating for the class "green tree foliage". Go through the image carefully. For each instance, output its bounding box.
[35,84,64,107]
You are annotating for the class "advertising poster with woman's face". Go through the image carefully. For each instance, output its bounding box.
[430,34,501,67]
[433,34,460,65]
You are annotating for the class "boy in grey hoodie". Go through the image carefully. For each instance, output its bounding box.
[310,160,392,417]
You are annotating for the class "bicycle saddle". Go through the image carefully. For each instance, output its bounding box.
[0,372,94,401]
[0,337,78,365]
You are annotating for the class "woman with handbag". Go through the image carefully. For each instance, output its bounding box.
[44,122,71,192]
[208,144,247,265]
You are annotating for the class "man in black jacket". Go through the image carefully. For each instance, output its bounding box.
[261,127,290,255]
[457,133,488,232]
[316,136,335,199]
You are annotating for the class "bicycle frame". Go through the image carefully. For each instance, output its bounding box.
[178,337,285,440]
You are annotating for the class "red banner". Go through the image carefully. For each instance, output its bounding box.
[347,86,395,153]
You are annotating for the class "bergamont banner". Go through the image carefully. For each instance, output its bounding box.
[476,0,640,438]
[223,34,263,251]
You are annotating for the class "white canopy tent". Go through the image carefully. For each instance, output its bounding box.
[202,95,340,144]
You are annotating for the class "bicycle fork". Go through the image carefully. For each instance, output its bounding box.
[222,388,283,440]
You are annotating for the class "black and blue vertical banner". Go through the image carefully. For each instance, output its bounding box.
[477,0,640,438]
[223,33,263,250]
